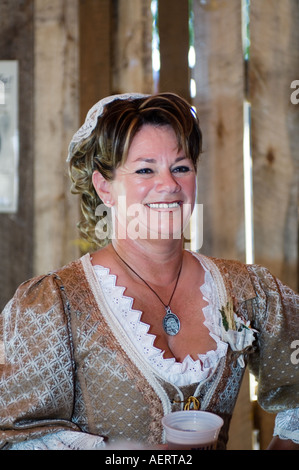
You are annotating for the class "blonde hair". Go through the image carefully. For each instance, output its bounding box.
[68,92,202,246]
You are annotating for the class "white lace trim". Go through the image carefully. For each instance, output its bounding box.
[273,409,299,444]
[93,255,227,387]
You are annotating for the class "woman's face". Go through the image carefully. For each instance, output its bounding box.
[108,124,197,240]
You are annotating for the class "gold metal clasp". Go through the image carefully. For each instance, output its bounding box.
[184,395,200,410]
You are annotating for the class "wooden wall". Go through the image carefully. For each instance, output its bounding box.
[249,0,299,448]
[0,0,298,450]
[191,0,299,450]
[0,0,35,310]
[193,0,246,262]
[250,0,299,293]
[0,0,81,310]
[79,0,153,122]
[34,0,80,276]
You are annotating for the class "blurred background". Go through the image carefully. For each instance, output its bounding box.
[0,0,298,450]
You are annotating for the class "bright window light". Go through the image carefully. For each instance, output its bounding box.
[188,45,196,68]
[190,78,196,98]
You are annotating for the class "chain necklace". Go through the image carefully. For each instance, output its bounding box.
[112,247,182,336]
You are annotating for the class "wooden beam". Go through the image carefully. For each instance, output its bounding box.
[158,0,190,100]
[250,0,299,291]
[79,0,112,120]
[34,0,80,275]
[193,0,246,262]
[112,0,153,94]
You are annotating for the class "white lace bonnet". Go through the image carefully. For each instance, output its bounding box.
[67,92,150,162]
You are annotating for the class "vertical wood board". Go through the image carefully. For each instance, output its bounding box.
[112,0,153,94]
[193,0,246,262]
[34,0,80,275]
[79,0,112,121]
[250,0,299,291]
[158,0,190,100]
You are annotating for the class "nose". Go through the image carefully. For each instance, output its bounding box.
[156,170,181,193]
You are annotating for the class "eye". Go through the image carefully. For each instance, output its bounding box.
[135,168,154,174]
[172,165,191,173]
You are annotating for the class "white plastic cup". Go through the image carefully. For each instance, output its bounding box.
[162,410,224,450]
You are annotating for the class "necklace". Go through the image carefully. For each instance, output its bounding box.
[112,247,182,336]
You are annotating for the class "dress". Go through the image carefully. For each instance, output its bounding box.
[0,252,298,450]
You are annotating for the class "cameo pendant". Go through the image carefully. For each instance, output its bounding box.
[162,307,180,336]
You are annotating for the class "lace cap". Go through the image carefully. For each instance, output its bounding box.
[67,92,149,162]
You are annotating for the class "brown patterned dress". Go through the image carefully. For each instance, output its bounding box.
[0,253,298,449]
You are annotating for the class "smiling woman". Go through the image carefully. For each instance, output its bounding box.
[0,92,298,451]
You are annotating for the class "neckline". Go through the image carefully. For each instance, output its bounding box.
[91,251,228,386]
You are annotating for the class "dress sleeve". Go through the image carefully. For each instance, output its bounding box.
[6,430,105,450]
[0,274,100,449]
[247,265,299,415]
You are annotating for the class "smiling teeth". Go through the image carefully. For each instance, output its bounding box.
[147,202,180,208]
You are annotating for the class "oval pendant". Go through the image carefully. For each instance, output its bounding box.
[163,308,180,336]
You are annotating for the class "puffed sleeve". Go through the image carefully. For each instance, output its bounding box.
[0,274,104,449]
[247,265,299,414]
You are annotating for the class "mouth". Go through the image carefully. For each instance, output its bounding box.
[146,201,182,210]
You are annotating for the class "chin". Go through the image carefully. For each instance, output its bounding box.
[119,205,191,241]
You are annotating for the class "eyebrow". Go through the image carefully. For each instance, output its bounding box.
[134,156,187,164]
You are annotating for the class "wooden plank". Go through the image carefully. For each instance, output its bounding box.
[79,0,112,120]
[193,0,246,262]
[34,0,80,275]
[112,0,153,94]
[192,0,252,450]
[249,0,299,449]
[0,0,34,310]
[158,0,190,100]
[250,0,299,291]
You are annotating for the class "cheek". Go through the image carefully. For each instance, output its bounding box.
[183,175,196,197]
[114,178,152,208]
[129,179,152,200]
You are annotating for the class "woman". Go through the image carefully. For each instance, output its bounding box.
[0,93,298,450]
